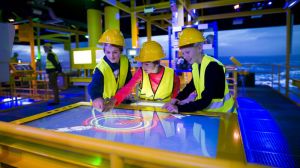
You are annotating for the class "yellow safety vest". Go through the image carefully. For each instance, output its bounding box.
[192,55,236,113]
[46,52,59,69]
[94,55,129,99]
[139,67,174,102]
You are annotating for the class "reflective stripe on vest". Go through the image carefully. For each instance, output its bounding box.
[46,52,59,69]
[94,55,129,99]
[139,67,174,102]
[192,55,236,113]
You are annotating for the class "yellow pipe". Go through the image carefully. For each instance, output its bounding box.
[29,21,36,71]
[104,6,120,30]
[29,20,37,96]
[130,0,139,48]
[87,9,102,48]
[36,26,41,60]
[147,19,152,41]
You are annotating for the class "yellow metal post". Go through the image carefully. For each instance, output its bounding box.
[130,0,139,48]
[147,18,152,41]
[36,26,41,60]
[29,20,37,96]
[104,6,120,30]
[110,154,123,168]
[29,21,36,71]
[87,9,102,48]
[177,4,184,26]
[285,9,292,96]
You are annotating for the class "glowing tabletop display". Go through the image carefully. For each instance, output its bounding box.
[25,106,220,158]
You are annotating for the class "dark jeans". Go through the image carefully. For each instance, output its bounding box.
[48,72,59,103]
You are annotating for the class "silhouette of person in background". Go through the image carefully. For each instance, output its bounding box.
[44,43,62,106]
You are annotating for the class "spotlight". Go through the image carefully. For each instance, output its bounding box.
[8,18,15,22]
[284,0,300,8]
[234,4,240,10]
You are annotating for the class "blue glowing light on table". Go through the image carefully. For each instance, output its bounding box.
[25,106,220,157]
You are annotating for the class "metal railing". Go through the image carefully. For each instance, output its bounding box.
[233,63,300,105]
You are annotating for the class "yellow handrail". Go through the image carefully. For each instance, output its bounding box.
[0,121,255,168]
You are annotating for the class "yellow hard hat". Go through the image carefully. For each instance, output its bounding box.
[178,28,205,47]
[98,29,124,47]
[44,43,52,47]
[135,41,165,62]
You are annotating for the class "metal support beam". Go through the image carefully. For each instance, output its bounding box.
[32,23,86,35]
[196,8,286,22]
[133,2,170,12]
[178,0,196,19]
[164,19,172,24]
[152,21,168,31]
[149,14,172,21]
[102,0,131,13]
[102,0,167,31]
[189,0,264,10]
[39,37,69,43]
[40,34,70,39]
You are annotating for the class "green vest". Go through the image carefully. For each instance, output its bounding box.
[94,55,129,99]
[139,67,174,102]
[46,52,59,69]
[192,55,236,113]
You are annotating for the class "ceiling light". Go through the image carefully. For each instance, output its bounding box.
[144,7,155,14]
[284,0,300,8]
[234,4,240,10]
[8,18,15,22]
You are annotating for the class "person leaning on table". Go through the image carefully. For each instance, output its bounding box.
[163,28,236,113]
[88,29,132,111]
[105,40,180,110]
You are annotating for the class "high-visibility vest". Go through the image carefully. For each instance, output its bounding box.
[94,55,129,99]
[139,67,174,102]
[192,55,236,113]
[46,52,59,70]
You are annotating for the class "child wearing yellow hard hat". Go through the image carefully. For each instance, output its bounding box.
[88,29,132,111]
[163,28,236,113]
[105,40,180,109]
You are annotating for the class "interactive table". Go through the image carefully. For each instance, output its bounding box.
[0,102,258,168]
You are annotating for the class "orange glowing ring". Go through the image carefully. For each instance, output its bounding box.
[83,113,158,133]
